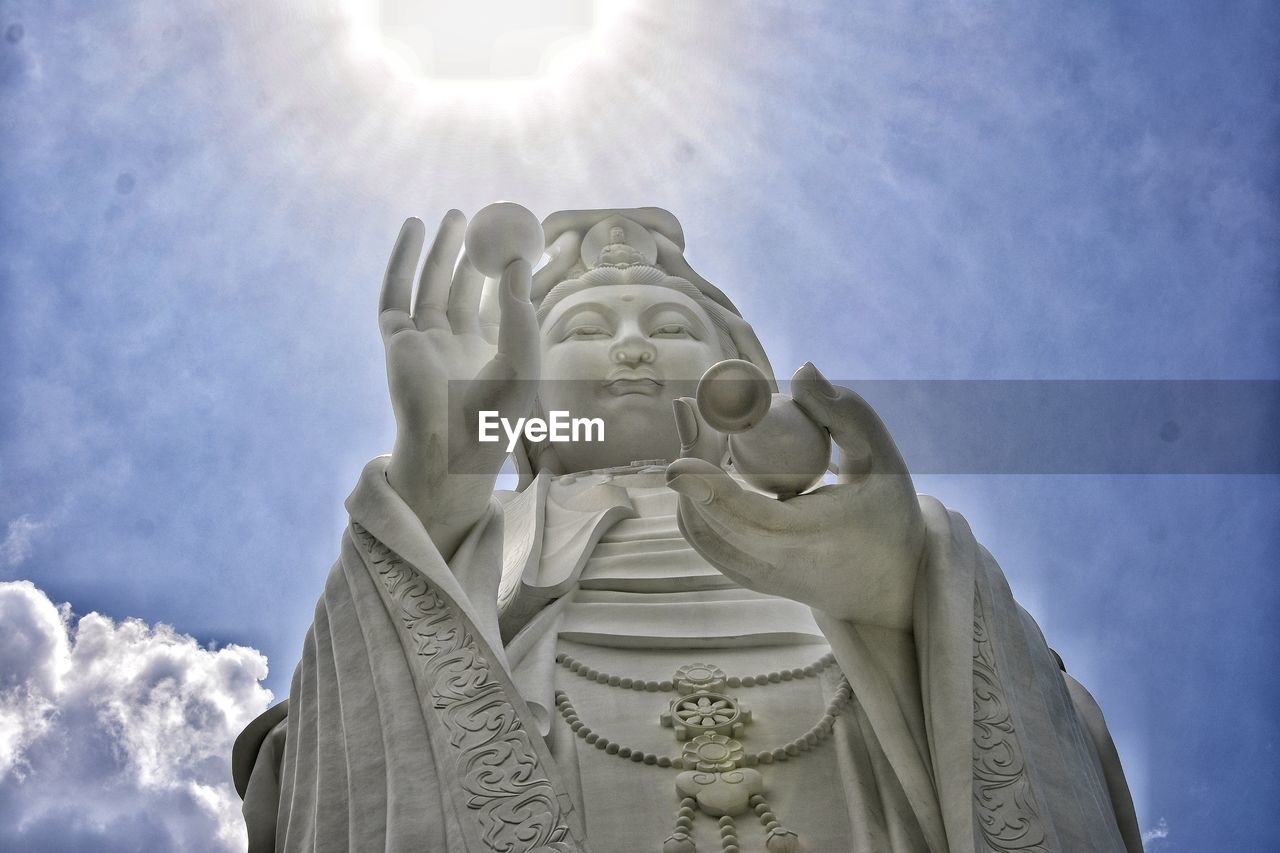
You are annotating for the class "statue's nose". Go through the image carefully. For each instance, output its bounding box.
[610,334,656,365]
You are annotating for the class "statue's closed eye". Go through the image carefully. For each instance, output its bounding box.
[651,324,691,337]
[567,325,610,339]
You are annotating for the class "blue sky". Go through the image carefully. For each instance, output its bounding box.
[1,1,1277,849]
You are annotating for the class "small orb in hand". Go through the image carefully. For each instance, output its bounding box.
[465,202,544,278]
[696,359,772,433]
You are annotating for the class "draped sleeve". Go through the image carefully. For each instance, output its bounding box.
[818,495,1139,853]
[234,457,587,853]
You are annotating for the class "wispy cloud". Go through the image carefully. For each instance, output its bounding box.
[0,516,48,570]
[1142,817,1170,847]
[0,580,271,852]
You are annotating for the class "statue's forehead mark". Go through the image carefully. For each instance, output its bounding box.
[620,294,635,302]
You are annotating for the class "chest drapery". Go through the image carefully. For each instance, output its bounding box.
[236,457,1140,853]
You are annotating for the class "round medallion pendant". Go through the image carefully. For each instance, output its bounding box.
[673,663,727,695]
[661,691,751,740]
[681,733,746,772]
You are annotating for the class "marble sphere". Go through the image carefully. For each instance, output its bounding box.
[465,202,544,278]
[696,360,830,498]
[695,359,773,433]
[729,395,830,498]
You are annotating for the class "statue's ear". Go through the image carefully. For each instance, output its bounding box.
[704,301,779,393]
[643,229,778,391]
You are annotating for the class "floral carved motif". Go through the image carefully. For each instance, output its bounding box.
[353,524,575,853]
[662,692,750,741]
[972,588,1048,852]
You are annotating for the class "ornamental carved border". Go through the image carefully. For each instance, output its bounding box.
[353,524,574,853]
[972,587,1048,852]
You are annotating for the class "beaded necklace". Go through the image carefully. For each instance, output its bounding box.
[554,651,851,852]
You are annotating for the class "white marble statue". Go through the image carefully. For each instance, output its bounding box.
[232,206,1143,853]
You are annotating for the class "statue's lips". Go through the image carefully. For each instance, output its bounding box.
[603,375,664,396]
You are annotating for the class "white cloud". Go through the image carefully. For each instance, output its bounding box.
[0,581,272,852]
[1,516,48,570]
[1142,817,1170,847]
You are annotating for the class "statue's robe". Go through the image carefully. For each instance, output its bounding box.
[234,458,1142,853]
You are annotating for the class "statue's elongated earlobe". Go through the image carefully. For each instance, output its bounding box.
[704,301,778,392]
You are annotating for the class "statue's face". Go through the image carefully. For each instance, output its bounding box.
[538,283,725,472]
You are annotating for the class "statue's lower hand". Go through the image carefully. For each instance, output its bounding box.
[666,363,925,630]
[380,213,575,558]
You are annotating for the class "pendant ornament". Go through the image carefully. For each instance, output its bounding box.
[555,654,844,850]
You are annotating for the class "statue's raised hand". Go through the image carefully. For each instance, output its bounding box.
[666,362,925,630]
[379,213,556,558]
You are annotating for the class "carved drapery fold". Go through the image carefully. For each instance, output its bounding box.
[353,524,577,853]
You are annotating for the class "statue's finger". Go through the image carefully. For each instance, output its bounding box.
[531,231,582,302]
[464,355,520,452]
[495,259,537,380]
[672,397,723,466]
[791,362,905,480]
[666,457,791,531]
[379,217,425,319]
[413,210,466,330]
[446,254,484,335]
[478,276,500,345]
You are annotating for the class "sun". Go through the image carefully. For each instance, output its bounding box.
[341,0,628,99]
